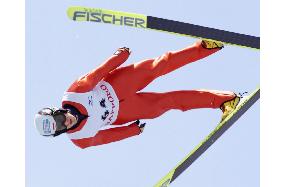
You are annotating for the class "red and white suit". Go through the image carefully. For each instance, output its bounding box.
[62,41,235,149]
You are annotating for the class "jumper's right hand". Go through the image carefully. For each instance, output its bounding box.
[135,120,146,133]
[139,123,146,133]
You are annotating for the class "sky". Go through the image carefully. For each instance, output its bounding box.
[26,1,259,187]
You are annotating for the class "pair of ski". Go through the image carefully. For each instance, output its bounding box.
[67,6,260,187]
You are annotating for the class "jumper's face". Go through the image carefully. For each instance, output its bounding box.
[64,112,78,129]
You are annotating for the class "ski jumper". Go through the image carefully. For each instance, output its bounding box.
[62,40,235,149]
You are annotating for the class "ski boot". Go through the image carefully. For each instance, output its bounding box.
[220,95,240,121]
[201,39,224,50]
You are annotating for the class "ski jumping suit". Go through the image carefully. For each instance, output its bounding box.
[62,40,235,149]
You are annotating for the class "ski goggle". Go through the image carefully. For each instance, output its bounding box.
[39,108,68,133]
[52,110,67,132]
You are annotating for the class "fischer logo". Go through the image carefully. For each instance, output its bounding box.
[100,84,116,124]
[72,10,146,28]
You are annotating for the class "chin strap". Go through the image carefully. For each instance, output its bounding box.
[53,129,68,137]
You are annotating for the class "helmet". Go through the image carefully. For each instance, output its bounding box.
[34,107,69,137]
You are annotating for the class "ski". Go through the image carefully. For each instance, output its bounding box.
[67,6,260,50]
[154,87,260,187]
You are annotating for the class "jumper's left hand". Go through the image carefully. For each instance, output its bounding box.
[116,47,131,55]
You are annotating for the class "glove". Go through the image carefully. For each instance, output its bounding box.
[135,120,146,133]
[114,47,131,55]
